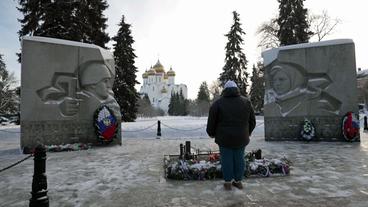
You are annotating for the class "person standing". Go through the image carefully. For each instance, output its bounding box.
[206,80,256,190]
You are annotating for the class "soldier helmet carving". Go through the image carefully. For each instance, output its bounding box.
[79,61,112,86]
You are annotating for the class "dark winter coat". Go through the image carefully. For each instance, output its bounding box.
[206,87,256,148]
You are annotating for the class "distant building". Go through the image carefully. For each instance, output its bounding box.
[139,60,187,113]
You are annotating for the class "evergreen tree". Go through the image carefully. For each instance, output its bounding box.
[276,0,313,46]
[179,89,188,116]
[168,92,177,116]
[168,92,174,115]
[37,0,77,40]
[0,54,18,114]
[74,0,110,48]
[187,99,198,116]
[17,0,110,61]
[137,94,164,117]
[249,63,265,113]
[112,15,140,122]
[168,91,188,116]
[197,81,210,103]
[137,94,152,117]
[17,0,48,37]
[196,81,210,116]
[17,0,50,61]
[219,11,249,96]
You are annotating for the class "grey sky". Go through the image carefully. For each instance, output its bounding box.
[0,0,367,99]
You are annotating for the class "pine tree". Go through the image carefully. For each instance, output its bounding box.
[0,54,18,114]
[74,0,110,48]
[137,94,152,117]
[179,89,188,116]
[37,0,77,40]
[219,11,249,96]
[276,0,313,46]
[17,0,49,61]
[168,92,177,116]
[249,63,265,113]
[197,81,210,103]
[17,0,110,61]
[17,0,48,37]
[196,81,210,116]
[168,91,188,116]
[112,15,140,122]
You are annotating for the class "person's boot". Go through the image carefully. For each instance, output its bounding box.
[223,182,232,191]
[232,181,243,189]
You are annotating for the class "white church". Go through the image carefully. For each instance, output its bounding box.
[140,60,187,113]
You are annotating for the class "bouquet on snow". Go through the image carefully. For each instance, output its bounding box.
[164,154,222,180]
[46,143,91,152]
[164,149,292,180]
[244,150,291,177]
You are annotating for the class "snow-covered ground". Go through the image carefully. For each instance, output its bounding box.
[122,116,264,139]
[0,116,368,207]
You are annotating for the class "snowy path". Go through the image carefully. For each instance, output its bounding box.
[1,116,368,207]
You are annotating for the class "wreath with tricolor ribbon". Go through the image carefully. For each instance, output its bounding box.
[342,112,359,141]
[94,105,118,144]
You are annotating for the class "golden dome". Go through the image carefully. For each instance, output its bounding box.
[142,70,148,78]
[167,67,175,76]
[147,67,155,75]
[153,59,165,73]
[161,87,167,93]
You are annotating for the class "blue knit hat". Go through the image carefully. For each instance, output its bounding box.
[224,80,237,88]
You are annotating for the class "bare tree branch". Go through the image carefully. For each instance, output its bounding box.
[209,80,222,101]
[257,10,341,49]
[309,10,341,41]
[256,17,280,49]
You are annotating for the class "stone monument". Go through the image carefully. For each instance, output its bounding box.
[21,36,122,152]
[356,69,368,109]
[262,39,359,141]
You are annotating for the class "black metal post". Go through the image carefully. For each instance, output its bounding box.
[364,116,368,130]
[156,120,161,138]
[30,145,49,207]
[255,149,262,159]
[185,141,191,160]
[179,144,184,159]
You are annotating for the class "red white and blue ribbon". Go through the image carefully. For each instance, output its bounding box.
[94,105,118,143]
[342,112,359,141]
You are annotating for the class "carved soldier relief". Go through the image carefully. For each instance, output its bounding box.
[262,39,358,141]
[265,62,342,117]
[21,36,122,151]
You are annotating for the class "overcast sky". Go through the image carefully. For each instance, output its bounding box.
[0,0,367,99]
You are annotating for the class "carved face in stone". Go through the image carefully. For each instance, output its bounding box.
[93,78,110,100]
[272,70,291,95]
[270,64,305,96]
[80,62,112,100]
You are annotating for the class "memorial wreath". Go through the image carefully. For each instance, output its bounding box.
[300,118,315,141]
[94,105,118,144]
[342,112,359,141]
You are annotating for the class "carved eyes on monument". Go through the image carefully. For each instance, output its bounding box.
[272,71,291,95]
